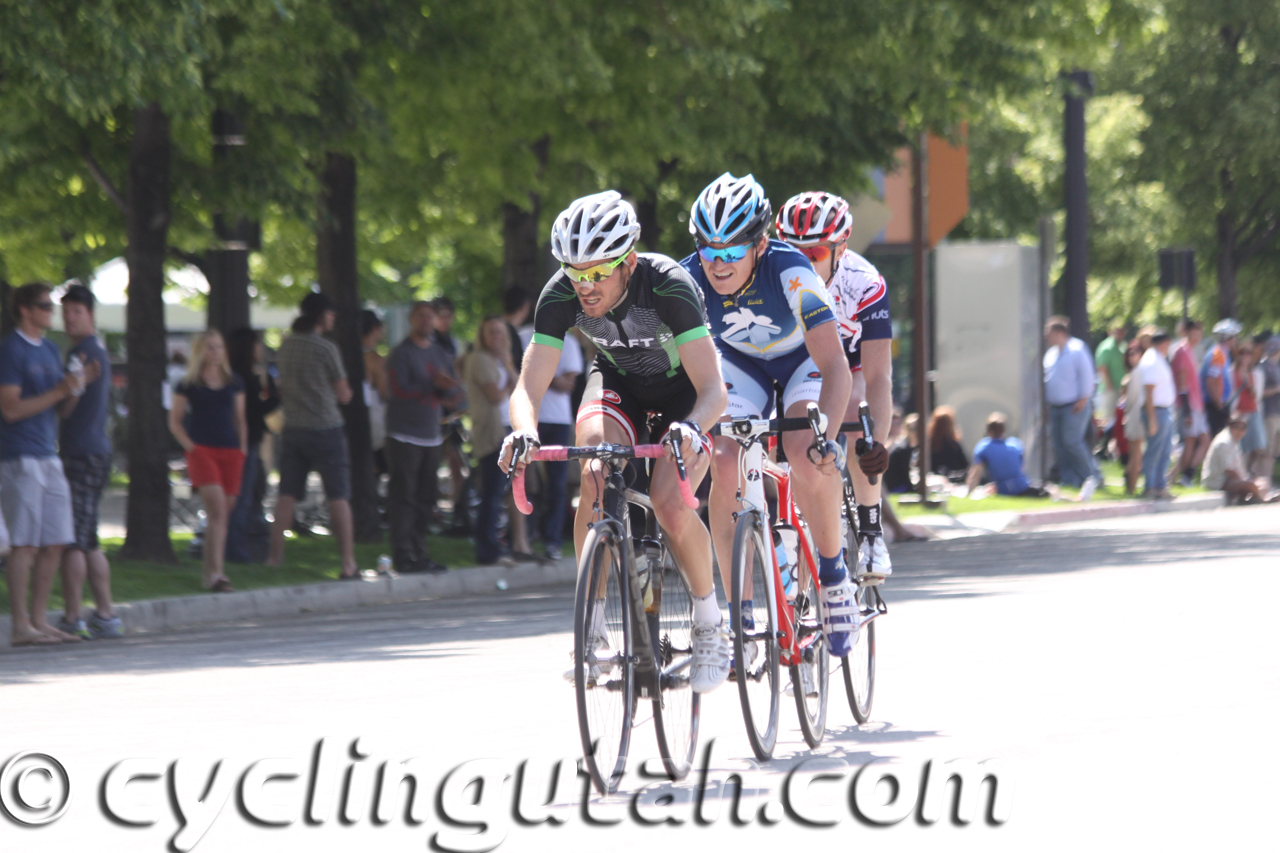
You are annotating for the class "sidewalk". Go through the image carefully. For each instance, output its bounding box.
[2,488,1228,651]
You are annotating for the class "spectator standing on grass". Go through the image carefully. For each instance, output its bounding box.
[0,283,98,645]
[884,412,918,494]
[267,292,363,579]
[1095,324,1127,428]
[926,405,968,481]
[1139,330,1177,499]
[1120,343,1146,495]
[1202,319,1240,437]
[1260,337,1280,484]
[465,315,519,566]
[1231,342,1267,477]
[225,328,279,563]
[1043,315,1101,497]
[361,310,389,479]
[55,285,122,639]
[501,288,533,557]
[965,412,1049,497]
[169,330,247,592]
[432,297,470,530]
[1201,416,1279,503]
[1171,320,1209,486]
[385,301,461,574]
[518,323,583,561]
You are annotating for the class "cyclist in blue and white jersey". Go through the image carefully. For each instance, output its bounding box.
[775,191,894,578]
[679,173,858,658]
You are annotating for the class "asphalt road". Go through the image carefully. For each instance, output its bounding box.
[2,505,1277,852]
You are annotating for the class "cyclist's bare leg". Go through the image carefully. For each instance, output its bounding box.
[572,414,630,563]
[780,399,844,562]
[843,374,882,508]
[649,452,713,597]
[709,431,743,594]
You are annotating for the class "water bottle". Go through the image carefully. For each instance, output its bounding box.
[377,554,393,576]
[774,525,799,599]
[67,354,86,397]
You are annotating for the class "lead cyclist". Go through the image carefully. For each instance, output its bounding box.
[775,191,893,578]
[499,191,731,693]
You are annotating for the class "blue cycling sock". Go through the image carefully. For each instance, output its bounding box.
[740,600,754,630]
[818,552,847,586]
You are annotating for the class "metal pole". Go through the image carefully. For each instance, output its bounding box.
[912,135,931,500]
[1062,70,1093,343]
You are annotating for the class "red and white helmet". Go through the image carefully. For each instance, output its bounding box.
[774,191,853,247]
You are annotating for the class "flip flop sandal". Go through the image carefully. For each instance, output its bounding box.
[210,578,235,593]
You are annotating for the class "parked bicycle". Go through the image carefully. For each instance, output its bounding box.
[512,437,699,795]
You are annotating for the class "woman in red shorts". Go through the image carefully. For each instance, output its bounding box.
[169,330,247,592]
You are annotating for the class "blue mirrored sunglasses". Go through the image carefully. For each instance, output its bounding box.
[696,242,752,264]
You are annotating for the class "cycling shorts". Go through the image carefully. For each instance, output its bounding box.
[576,359,710,452]
[718,345,823,419]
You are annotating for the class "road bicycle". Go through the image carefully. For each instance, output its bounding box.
[513,438,699,795]
[716,404,888,761]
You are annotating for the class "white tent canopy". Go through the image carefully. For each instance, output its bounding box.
[51,257,296,333]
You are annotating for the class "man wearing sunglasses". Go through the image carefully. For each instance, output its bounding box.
[776,191,894,578]
[679,173,858,660]
[501,190,731,693]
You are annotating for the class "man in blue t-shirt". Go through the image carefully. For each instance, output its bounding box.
[965,412,1049,497]
[0,282,98,646]
[56,285,122,639]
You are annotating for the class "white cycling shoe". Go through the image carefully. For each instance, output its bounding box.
[690,622,732,693]
[820,576,860,658]
[858,534,892,578]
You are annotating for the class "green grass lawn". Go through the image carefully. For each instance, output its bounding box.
[0,530,476,615]
[890,459,1207,518]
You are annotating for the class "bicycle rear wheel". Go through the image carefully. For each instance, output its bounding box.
[650,548,700,780]
[841,581,876,723]
[790,524,829,748]
[731,511,780,761]
[574,524,634,795]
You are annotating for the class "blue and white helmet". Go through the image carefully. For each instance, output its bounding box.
[690,172,772,245]
[550,190,642,265]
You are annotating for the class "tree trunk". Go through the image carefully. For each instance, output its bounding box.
[316,152,380,542]
[204,222,252,335]
[1216,209,1238,320]
[502,196,542,296]
[0,278,11,337]
[121,103,176,563]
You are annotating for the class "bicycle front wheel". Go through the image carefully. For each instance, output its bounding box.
[650,549,700,780]
[791,523,829,748]
[574,524,633,795]
[841,581,876,723]
[731,510,780,761]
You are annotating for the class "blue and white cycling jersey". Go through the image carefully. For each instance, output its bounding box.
[681,240,836,361]
[682,240,839,418]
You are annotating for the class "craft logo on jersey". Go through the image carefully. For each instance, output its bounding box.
[603,390,622,404]
[722,307,781,346]
[808,371,821,379]
[788,276,804,292]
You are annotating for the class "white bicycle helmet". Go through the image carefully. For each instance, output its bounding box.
[550,191,641,265]
[689,173,772,244]
[775,191,854,247]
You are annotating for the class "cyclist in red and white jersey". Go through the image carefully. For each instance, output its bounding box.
[776,191,894,577]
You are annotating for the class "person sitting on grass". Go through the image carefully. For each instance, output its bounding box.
[1200,416,1280,505]
[964,412,1050,498]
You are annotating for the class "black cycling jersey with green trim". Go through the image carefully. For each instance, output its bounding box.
[531,253,711,378]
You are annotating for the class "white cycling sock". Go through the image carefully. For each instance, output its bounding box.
[590,604,606,638]
[692,590,721,626]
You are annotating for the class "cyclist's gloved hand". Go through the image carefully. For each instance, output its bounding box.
[664,421,706,460]
[499,430,540,474]
[808,438,846,472]
[854,440,889,476]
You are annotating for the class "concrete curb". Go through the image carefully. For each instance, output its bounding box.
[911,492,1226,536]
[1,559,577,652]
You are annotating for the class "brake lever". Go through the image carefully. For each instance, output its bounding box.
[858,401,878,485]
